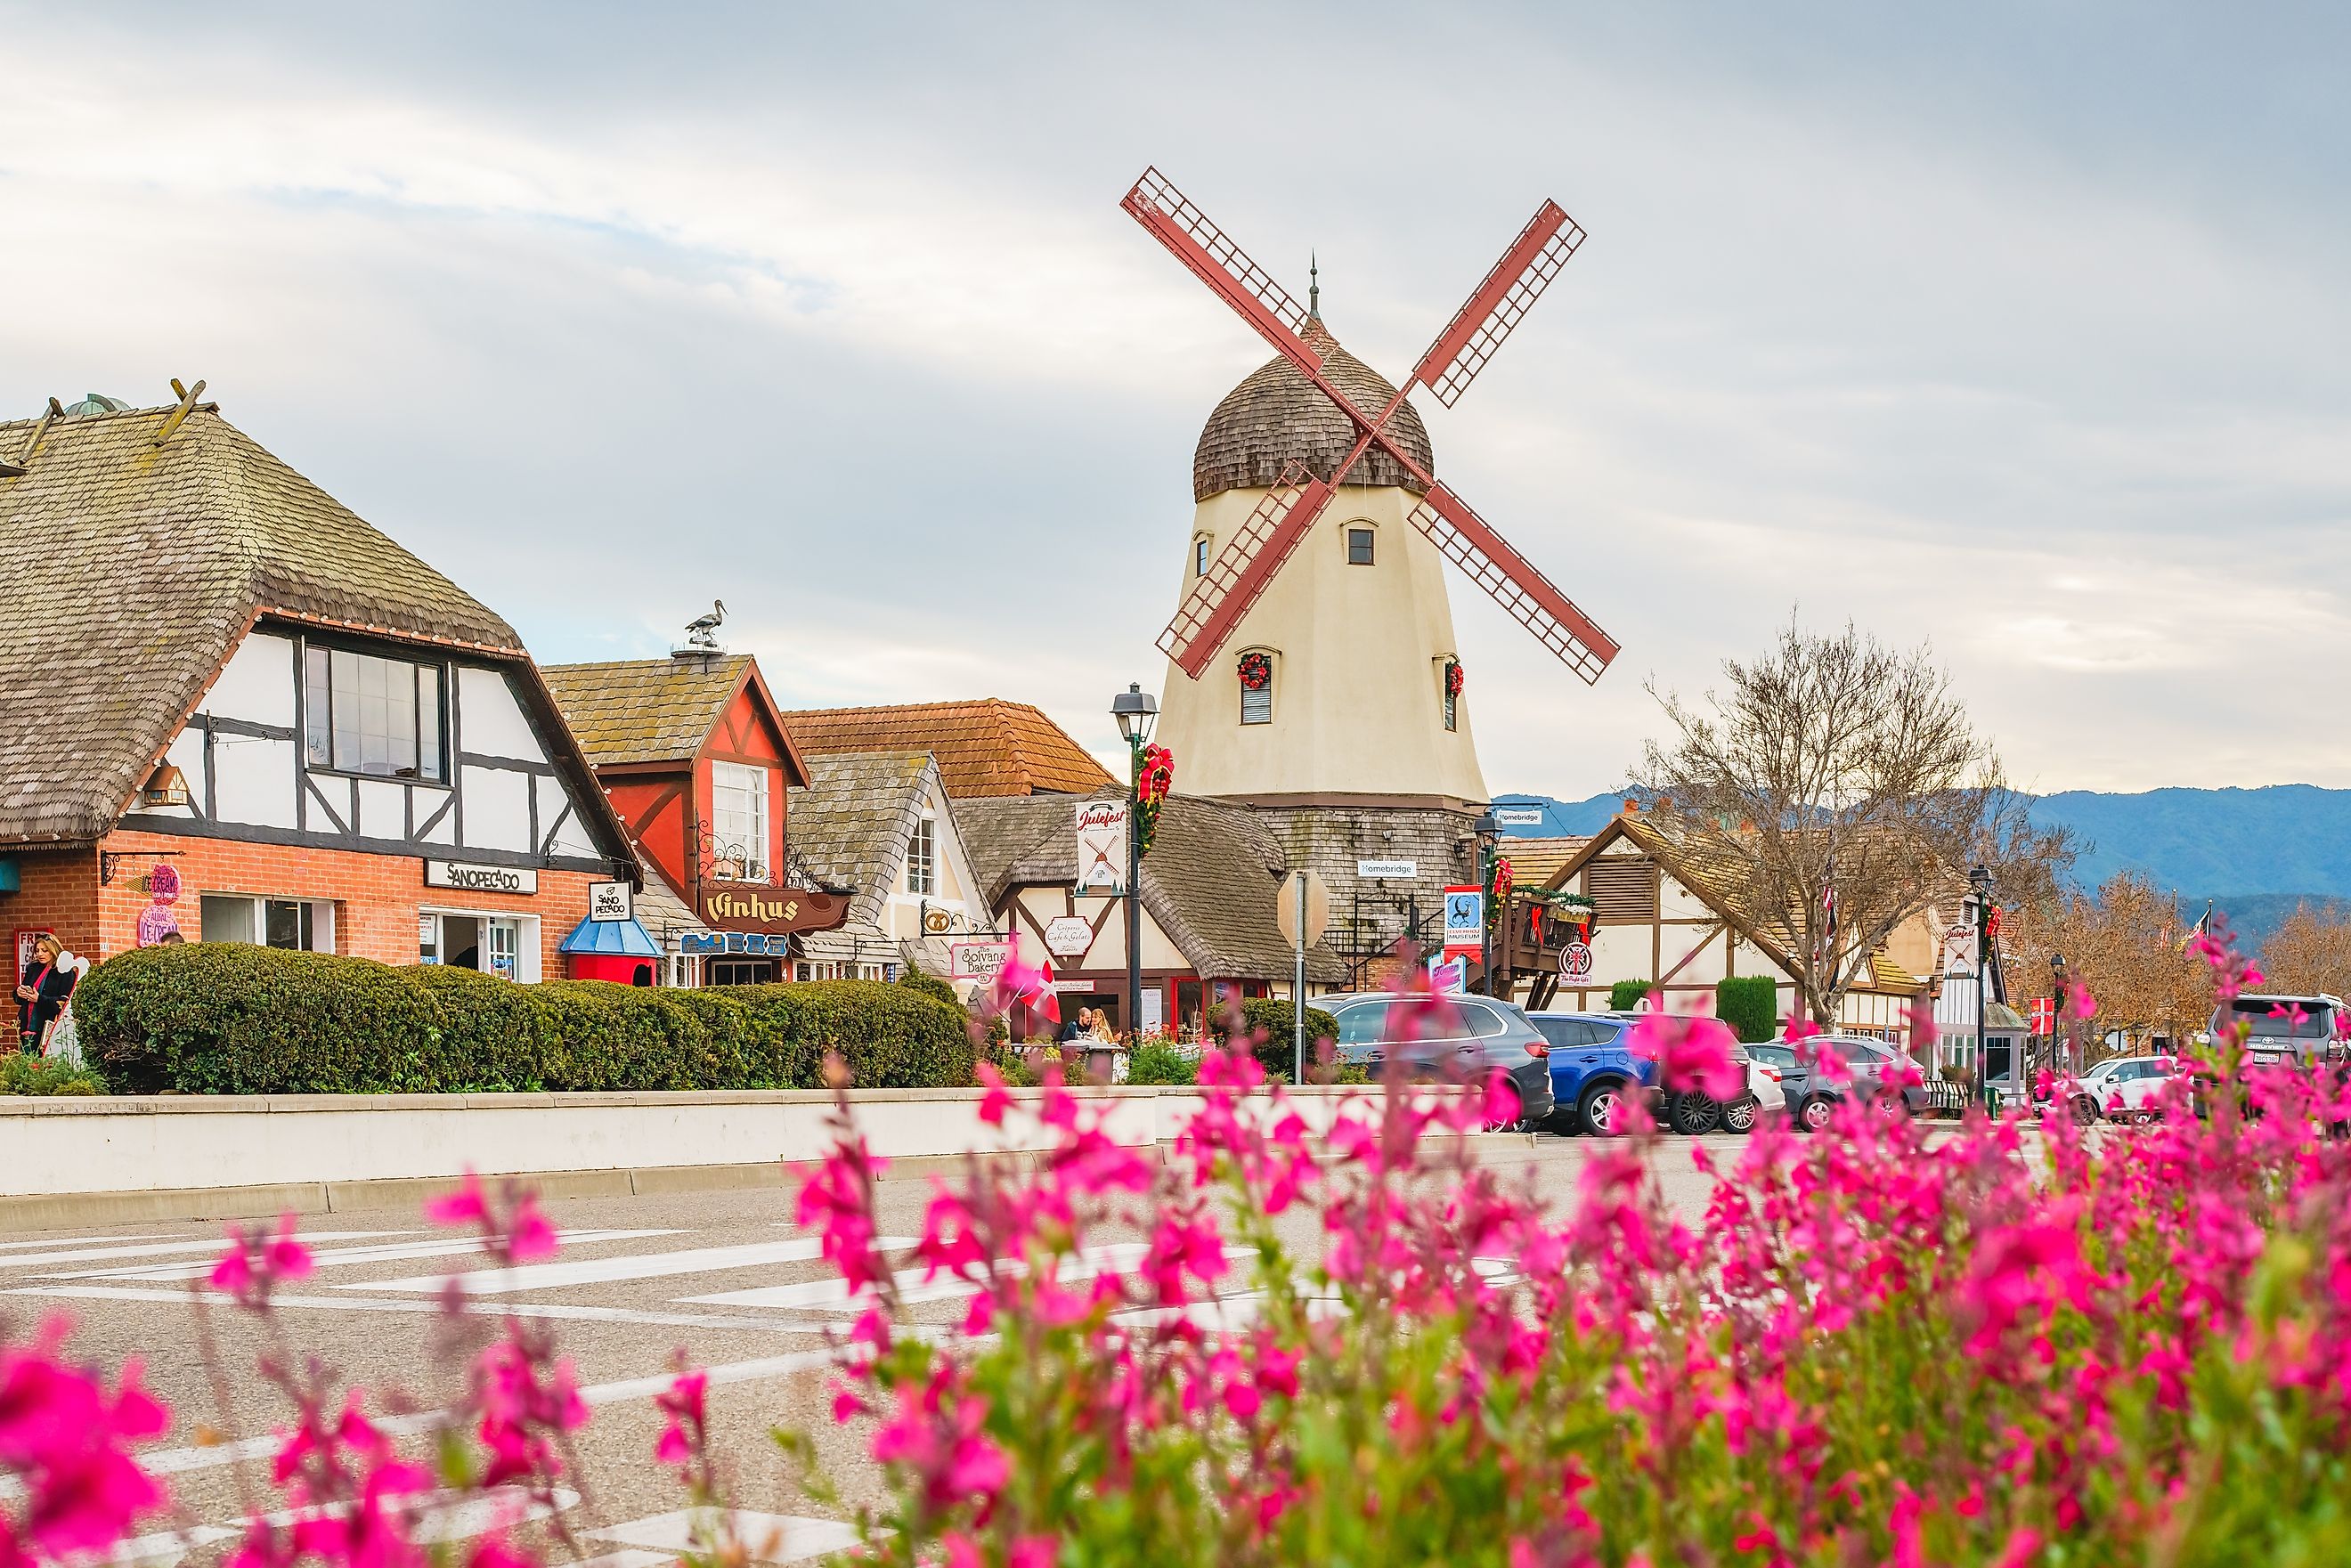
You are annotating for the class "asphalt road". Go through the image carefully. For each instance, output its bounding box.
[0,1133,1731,1566]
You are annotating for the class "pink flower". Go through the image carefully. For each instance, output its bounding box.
[209,1214,315,1307]
[1482,1068,1523,1130]
[1008,1535,1058,1568]
[425,1171,490,1229]
[653,1367,707,1469]
[1630,1011,1744,1101]
[0,1328,170,1561]
[975,1060,1013,1126]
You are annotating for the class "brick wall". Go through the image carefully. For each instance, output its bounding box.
[85,828,602,976]
[3,846,102,963]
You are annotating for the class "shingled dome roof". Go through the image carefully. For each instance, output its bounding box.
[1192,321,1434,503]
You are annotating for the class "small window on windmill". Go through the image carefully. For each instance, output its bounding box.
[1238,651,1273,726]
[1193,535,1211,578]
[1346,526,1375,566]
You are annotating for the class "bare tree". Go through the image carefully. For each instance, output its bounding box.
[1999,872,2210,1054]
[2260,903,2351,998]
[1635,617,2072,1027]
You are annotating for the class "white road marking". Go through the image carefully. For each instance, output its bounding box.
[72,1523,237,1567]
[345,1239,915,1296]
[679,1242,1255,1313]
[0,1232,172,1252]
[56,1230,684,1281]
[0,1232,405,1271]
[569,1553,678,1568]
[12,1283,840,1336]
[591,1508,859,1564]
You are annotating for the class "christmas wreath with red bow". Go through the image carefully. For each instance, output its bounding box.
[1238,652,1272,692]
[1444,659,1465,696]
[1488,857,1513,928]
[1135,743,1175,857]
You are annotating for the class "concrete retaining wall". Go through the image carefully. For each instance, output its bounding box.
[0,1086,1420,1227]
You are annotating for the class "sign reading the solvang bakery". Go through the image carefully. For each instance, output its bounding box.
[696,884,853,935]
[425,860,539,896]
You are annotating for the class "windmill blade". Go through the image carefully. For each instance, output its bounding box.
[1157,460,1337,678]
[1122,167,1337,378]
[1405,483,1619,684]
[1409,200,1585,408]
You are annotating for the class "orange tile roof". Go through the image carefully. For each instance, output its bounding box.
[779,699,1116,799]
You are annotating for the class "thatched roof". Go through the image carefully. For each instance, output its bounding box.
[781,700,1113,798]
[0,398,527,845]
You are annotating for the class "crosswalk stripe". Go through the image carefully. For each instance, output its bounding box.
[678,1242,1256,1313]
[590,1508,859,1564]
[0,1232,406,1271]
[54,1229,685,1281]
[0,1232,173,1252]
[11,1283,841,1336]
[344,1238,915,1296]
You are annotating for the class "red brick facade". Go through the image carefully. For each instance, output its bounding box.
[8,828,600,977]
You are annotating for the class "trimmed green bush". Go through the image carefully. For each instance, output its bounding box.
[1125,1036,1200,1086]
[1239,998,1341,1083]
[1607,979,1654,1012]
[75,946,975,1095]
[77,944,442,1094]
[1715,975,1779,1043]
[896,967,960,1007]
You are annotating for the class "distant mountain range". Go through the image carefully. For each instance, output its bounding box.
[1493,784,2351,946]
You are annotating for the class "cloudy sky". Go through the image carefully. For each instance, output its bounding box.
[8,2,2347,797]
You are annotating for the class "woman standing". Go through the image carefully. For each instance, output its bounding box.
[16,935,65,1052]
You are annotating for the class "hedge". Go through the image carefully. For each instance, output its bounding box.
[1715,975,1779,1043]
[75,945,973,1095]
[1608,979,1654,1012]
[1238,998,1341,1084]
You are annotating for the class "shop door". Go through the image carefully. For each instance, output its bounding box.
[440,914,483,971]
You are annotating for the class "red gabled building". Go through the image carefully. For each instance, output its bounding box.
[542,652,851,984]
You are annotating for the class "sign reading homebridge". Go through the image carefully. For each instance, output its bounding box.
[424,860,538,896]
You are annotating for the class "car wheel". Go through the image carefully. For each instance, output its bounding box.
[2071,1095,2097,1127]
[1799,1095,1836,1133]
[1721,1095,1757,1135]
[1579,1083,1626,1138]
[1668,1093,1723,1136]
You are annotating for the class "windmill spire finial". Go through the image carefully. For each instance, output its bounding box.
[1307,251,1321,321]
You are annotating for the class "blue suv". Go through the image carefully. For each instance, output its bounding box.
[1530,1011,1759,1136]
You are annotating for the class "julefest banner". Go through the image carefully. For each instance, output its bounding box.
[1074,800,1129,894]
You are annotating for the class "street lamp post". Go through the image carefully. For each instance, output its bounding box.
[1472,809,1501,996]
[1110,684,1158,1040]
[1970,862,1994,1113]
[2050,951,2070,1076]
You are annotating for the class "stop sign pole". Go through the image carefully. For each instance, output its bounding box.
[1278,870,1330,1082]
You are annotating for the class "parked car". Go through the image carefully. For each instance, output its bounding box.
[2209,993,2347,1068]
[1324,992,1556,1126]
[2091,1055,2185,1122]
[2054,1056,2126,1125]
[1527,1011,1766,1137]
[1750,1034,1924,1131]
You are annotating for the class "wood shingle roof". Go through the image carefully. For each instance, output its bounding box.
[1193,320,1434,502]
[0,400,527,845]
[780,700,1114,799]
[540,655,748,768]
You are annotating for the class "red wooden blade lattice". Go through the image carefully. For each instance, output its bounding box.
[1411,200,1585,408]
[1156,461,1337,677]
[1405,485,1619,684]
[1123,167,1332,378]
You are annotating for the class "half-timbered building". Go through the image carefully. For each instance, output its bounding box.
[0,389,639,977]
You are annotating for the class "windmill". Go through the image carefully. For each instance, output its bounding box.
[1122,167,1620,686]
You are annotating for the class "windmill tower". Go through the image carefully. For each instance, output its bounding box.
[1128,169,1619,811]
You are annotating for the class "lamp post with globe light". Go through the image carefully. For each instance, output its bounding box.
[1970,863,1995,1111]
[1110,684,1158,1038]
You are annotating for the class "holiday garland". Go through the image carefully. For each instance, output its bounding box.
[1444,659,1464,696]
[1238,652,1272,691]
[1135,743,1175,857]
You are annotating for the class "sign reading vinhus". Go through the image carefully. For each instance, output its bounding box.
[696,885,853,935]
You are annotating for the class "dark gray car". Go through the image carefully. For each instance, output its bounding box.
[1324,991,1556,1125]
[1753,1036,1923,1130]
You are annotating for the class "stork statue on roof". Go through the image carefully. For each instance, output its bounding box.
[1125,168,1619,809]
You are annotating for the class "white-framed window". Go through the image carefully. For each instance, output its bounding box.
[303,645,446,783]
[907,816,937,895]
[1193,535,1211,578]
[1238,651,1273,726]
[709,761,770,881]
[199,894,335,952]
[1346,525,1375,565]
[418,910,539,982]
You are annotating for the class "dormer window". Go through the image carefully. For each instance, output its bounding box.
[907,815,937,896]
[709,761,770,881]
